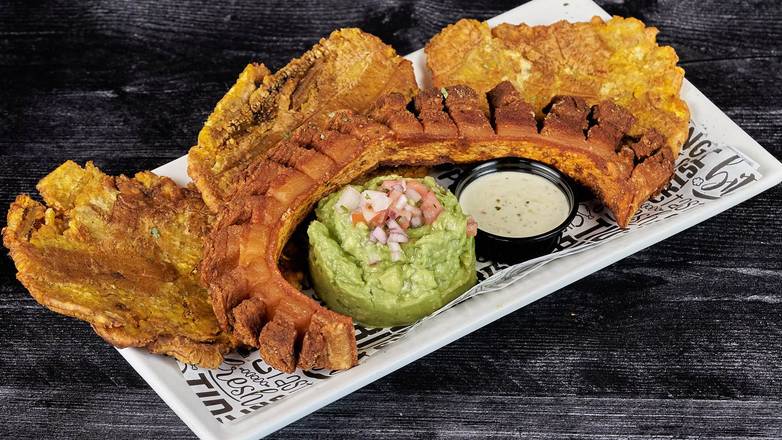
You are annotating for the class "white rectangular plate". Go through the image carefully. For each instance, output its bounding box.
[116,0,782,438]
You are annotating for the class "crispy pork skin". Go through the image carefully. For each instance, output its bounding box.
[203,83,674,372]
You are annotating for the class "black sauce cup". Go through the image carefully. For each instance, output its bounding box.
[454,158,579,265]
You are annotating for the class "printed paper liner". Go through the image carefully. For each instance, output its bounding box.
[179,123,762,423]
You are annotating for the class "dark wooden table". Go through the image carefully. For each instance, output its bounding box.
[2,0,781,438]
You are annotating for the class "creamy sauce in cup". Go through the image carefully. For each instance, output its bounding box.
[458,171,571,238]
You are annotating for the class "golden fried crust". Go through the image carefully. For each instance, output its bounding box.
[298,309,357,371]
[203,83,676,372]
[3,161,235,368]
[232,296,267,346]
[201,117,386,372]
[188,28,418,211]
[425,16,690,156]
[258,312,298,373]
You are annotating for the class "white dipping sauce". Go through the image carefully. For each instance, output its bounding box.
[459,171,570,238]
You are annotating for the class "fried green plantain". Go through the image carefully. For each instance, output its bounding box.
[188,28,418,211]
[3,161,235,367]
[425,16,690,156]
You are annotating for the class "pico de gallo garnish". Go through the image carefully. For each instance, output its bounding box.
[334,177,477,261]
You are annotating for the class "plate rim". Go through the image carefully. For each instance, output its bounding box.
[116,0,782,438]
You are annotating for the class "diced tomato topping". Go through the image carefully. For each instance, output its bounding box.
[369,210,387,228]
[466,216,478,237]
[421,191,444,225]
[406,181,430,197]
[351,211,365,225]
[346,178,450,250]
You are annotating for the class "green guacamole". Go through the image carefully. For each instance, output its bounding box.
[307,175,476,327]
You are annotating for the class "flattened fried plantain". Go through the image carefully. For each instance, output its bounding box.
[425,16,689,156]
[3,161,235,368]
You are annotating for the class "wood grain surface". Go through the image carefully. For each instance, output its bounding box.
[1,0,781,438]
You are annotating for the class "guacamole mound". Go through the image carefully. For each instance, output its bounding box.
[307,175,476,327]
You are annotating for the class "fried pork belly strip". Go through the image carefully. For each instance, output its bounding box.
[203,82,675,372]
[425,16,690,156]
[189,28,418,211]
[3,162,235,368]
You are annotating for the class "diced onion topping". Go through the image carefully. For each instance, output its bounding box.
[405,188,422,203]
[335,185,362,211]
[339,177,452,259]
[371,226,388,244]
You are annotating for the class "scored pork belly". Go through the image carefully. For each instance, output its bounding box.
[202,82,675,372]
